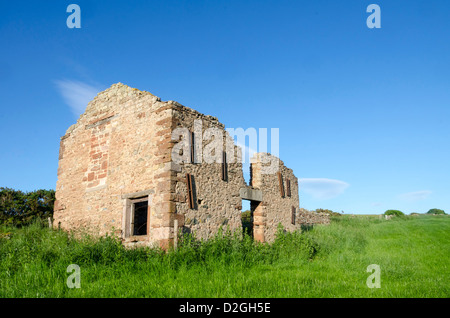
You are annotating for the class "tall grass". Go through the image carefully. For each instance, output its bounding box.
[0,215,448,297]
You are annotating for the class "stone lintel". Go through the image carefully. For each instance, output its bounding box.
[239,187,263,202]
[121,189,155,199]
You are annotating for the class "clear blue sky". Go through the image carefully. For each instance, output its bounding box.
[1,0,449,214]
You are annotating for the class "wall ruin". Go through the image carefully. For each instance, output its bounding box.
[53,83,329,249]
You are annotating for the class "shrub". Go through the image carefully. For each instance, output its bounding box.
[384,210,404,217]
[426,209,446,215]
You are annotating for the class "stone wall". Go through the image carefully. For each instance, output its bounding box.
[54,83,176,248]
[249,153,330,242]
[171,105,247,240]
[297,208,331,225]
[54,83,329,249]
[250,153,301,243]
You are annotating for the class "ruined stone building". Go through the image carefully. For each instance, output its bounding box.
[54,83,329,248]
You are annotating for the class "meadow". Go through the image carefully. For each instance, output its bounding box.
[0,215,448,298]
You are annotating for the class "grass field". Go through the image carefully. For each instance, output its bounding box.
[0,215,448,298]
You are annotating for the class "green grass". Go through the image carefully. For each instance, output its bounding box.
[0,215,448,298]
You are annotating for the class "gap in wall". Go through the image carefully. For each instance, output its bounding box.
[241,199,253,237]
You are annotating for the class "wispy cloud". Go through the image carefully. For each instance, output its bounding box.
[299,178,349,200]
[398,190,432,202]
[55,79,103,117]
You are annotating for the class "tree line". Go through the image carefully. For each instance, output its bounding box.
[0,187,55,226]
[384,209,447,216]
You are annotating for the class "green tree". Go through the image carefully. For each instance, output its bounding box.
[426,208,446,215]
[384,210,404,217]
[0,187,55,226]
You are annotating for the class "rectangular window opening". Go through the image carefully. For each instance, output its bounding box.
[132,200,148,236]
[186,173,195,209]
[190,131,195,164]
[291,206,296,225]
[278,171,285,198]
[222,151,228,181]
[123,191,152,240]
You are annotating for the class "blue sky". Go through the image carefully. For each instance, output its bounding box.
[1,0,449,214]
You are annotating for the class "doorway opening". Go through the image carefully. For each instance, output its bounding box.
[241,199,252,237]
[241,199,260,238]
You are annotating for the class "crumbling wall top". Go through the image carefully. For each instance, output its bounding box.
[63,83,223,136]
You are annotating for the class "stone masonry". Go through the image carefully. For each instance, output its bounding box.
[53,83,329,249]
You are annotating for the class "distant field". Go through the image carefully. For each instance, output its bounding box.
[0,215,448,297]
